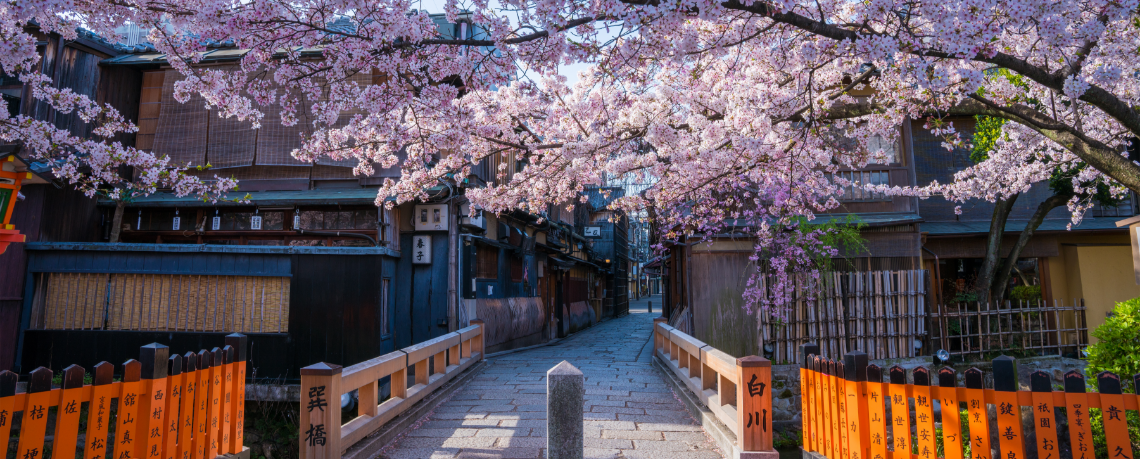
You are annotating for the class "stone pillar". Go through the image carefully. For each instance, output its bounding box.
[547,361,584,459]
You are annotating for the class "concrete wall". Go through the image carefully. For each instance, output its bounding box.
[1047,233,1139,342]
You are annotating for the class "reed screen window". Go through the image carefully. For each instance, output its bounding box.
[28,272,290,333]
[475,245,499,279]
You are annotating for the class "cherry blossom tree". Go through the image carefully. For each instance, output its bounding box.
[4,0,1139,313]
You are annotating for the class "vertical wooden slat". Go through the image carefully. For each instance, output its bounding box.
[15,367,53,459]
[845,352,870,459]
[828,360,841,459]
[177,353,198,459]
[992,357,1025,459]
[938,367,964,459]
[219,345,235,455]
[163,354,183,459]
[138,343,170,459]
[191,350,212,459]
[837,361,850,459]
[911,367,936,459]
[800,343,819,453]
[226,334,249,454]
[888,365,911,459]
[866,365,887,459]
[207,347,224,459]
[811,359,829,459]
[84,362,116,459]
[964,368,992,459]
[820,357,834,459]
[0,370,17,457]
[1096,372,1132,459]
[1029,371,1059,459]
[1063,371,1094,459]
[116,360,144,459]
[52,365,86,459]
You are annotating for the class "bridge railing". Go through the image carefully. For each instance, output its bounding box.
[800,345,1140,459]
[300,320,484,459]
[652,317,777,456]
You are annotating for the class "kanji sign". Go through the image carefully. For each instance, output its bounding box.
[412,235,432,264]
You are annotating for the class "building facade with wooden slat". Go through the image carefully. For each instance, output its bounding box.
[2,18,623,379]
[659,110,1134,362]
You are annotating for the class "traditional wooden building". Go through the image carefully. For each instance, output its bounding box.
[3,18,616,379]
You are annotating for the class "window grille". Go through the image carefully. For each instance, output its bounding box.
[829,170,890,201]
[475,245,499,279]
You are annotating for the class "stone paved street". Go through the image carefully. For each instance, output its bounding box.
[377,296,724,459]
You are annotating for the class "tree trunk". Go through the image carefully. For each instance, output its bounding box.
[990,193,1069,306]
[109,201,126,243]
[976,194,1019,304]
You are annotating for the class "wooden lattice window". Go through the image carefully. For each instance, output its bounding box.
[510,256,524,283]
[475,245,499,279]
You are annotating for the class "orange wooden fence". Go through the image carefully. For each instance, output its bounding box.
[799,343,1140,459]
[0,334,247,459]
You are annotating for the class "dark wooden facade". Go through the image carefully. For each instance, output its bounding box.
[17,243,398,381]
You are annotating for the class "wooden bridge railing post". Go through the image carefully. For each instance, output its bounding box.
[470,319,485,359]
[300,363,343,459]
[736,355,777,457]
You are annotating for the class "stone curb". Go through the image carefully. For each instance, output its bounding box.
[342,359,488,459]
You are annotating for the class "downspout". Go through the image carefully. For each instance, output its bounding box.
[448,199,459,331]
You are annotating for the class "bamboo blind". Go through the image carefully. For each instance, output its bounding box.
[206,68,259,168]
[39,273,110,329]
[31,272,289,333]
[254,79,314,166]
[760,269,927,364]
[135,70,164,151]
[152,69,209,166]
[316,71,374,167]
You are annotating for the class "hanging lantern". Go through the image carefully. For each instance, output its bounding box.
[0,156,29,254]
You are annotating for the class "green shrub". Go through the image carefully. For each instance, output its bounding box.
[1086,297,1140,392]
[1009,285,1041,303]
[1085,297,1140,455]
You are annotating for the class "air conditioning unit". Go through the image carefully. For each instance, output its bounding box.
[414,204,449,231]
[459,202,485,229]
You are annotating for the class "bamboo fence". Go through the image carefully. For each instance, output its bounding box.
[758,269,927,364]
[930,299,1088,360]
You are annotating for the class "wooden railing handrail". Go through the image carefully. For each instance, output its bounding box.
[300,320,485,459]
[652,317,775,455]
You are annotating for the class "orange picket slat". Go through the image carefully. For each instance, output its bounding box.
[52,366,87,459]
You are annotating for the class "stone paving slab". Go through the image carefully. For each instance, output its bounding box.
[376,297,724,459]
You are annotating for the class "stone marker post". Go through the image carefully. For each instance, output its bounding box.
[547,361,584,459]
